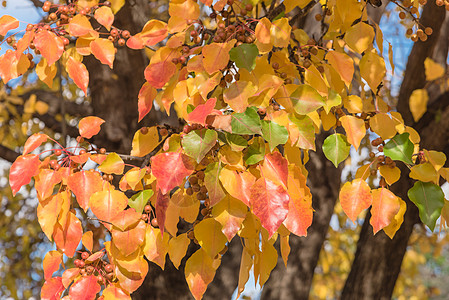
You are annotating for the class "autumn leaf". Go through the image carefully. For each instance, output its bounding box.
[204,162,226,206]
[78,116,105,139]
[359,51,386,92]
[41,277,64,300]
[326,51,354,87]
[290,85,325,115]
[53,212,83,257]
[339,178,373,222]
[322,133,351,167]
[340,115,366,151]
[130,126,159,157]
[99,153,125,175]
[82,231,93,252]
[186,98,217,125]
[23,133,48,155]
[202,40,236,74]
[34,30,64,66]
[185,248,219,300]
[67,170,103,212]
[182,129,217,164]
[43,250,62,280]
[10,154,40,196]
[111,219,146,256]
[223,81,256,113]
[211,194,248,241]
[36,58,57,88]
[89,189,128,225]
[0,15,19,36]
[370,188,401,234]
[151,152,195,194]
[145,60,177,89]
[69,275,101,300]
[144,225,170,268]
[67,56,89,95]
[137,82,157,121]
[94,6,114,30]
[168,233,190,269]
[344,22,375,54]
[91,38,115,68]
[194,218,227,258]
[35,169,62,200]
[68,14,96,37]
[103,284,131,300]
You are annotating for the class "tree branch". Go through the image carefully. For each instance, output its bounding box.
[0,144,20,163]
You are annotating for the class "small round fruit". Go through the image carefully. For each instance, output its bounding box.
[151,218,159,227]
[424,27,433,35]
[54,149,62,156]
[117,38,126,46]
[78,260,85,268]
[144,205,152,213]
[99,148,107,154]
[186,187,194,195]
[110,28,119,37]
[105,264,114,273]
[140,127,149,134]
[160,128,168,136]
[81,252,89,260]
[86,266,94,274]
[121,30,130,39]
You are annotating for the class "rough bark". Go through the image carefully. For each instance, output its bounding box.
[341,2,447,299]
[261,133,343,300]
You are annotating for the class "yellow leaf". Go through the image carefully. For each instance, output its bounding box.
[194,218,227,258]
[326,51,354,87]
[280,234,290,266]
[211,195,248,241]
[388,43,394,75]
[185,248,219,300]
[340,115,366,150]
[258,241,277,286]
[355,164,371,180]
[369,113,396,140]
[409,89,428,122]
[168,233,190,269]
[344,22,375,54]
[424,150,446,171]
[82,231,93,252]
[383,198,406,239]
[410,162,439,184]
[110,0,125,14]
[98,152,125,175]
[202,40,236,75]
[359,51,386,92]
[255,18,272,53]
[424,57,445,81]
[130,126,159,157]
[305,64,328,96]
[343,95,363,113]
[270,18,291,48]
[379,165,401,185]
[36,58,57,88]
[236,247,253,298]
[123,167,146,190]
[143,225,169,269]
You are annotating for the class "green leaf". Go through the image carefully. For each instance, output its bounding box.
[229,44,259,71]
[128,189,154,213]
[323,89,342,114]
[261,120,289,152]
[244,136,266,165]
[225,132,248,152]
[322,133,351,167]
[384,133,414,165]
[204,162,226,206]
[408,181,444,231]
[231,107,262,135]
[182,129,217,163]
[291,85,325,115]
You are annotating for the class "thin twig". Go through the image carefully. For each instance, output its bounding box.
[57,62,66,147]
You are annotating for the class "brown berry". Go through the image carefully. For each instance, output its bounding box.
[186,187,194,195]
[151,218,158,227]
[121,30,130,39]
[424,27,433,35]
[110,28,119,37]
[105,264,114,273]
[140,127,149,134]
[117,38,126,46]
[86,266,94,274]
[192,184,201,192]
[99,148,106,154]
[197,171,205,180]
[189,176,199,185]
[160,128,168,136]
[315,14,323,21]
[81,252,89,260]
[399,11,406,19]
[272,62,280,69]
[245,4,253,11]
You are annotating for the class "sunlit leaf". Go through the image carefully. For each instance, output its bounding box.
[89,189,128,224]
[151,152,195,194]
[41,277,64,300]
[261,121,289,152]
[359,51,386,92]
[194,218,227,258]
[182,129,217,163]
[53,212,83,257]
[43,250,62,280]
[34,30,64,65]
[383,133,414,165]
[130,126,159,157]
[98,153,125,175]
[0,15,19,36]
[290,85,325,115]
[185,248,219,300]
[23,133,48,155]
[67,56,89,96]
[339,178,372,222]
[202,40,236,75]
[78,116,105,139]
[344,22,375,54]
[69,275,101,300]
[409,89,428,122]
[186,98,217,126]
[340,115,366,151]
[94,6,114,30]
[91,38,115,68]
[370,188,401,234]
[229,43,259,71]
[9,154,40,196]
[322,133,351,167]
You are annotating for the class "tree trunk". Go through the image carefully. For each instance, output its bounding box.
[341,2,447,299]
[261,133,343,299]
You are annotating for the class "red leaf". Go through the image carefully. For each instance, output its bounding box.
[67,170,103,212]
[0,50,30,83]
[250,178,290,237]
[23,133,48,155]
[69,275,101,300]
[53,212,83,257]
[156,189,169,235]
[9,154,40,196]
[90,38,115,68]
[34,30,64,65]
[78,116,105,139]
[151,152,195,194]
[260,152,288,189]
[0,15,19,36]
[62,268,80,288]
[186,98,217,126]
[144,61,177,89]
[69,152,91,164]
[339,178,373,222]
[43,250,62,280]
[35,169,62,200]
[67,56,89,95]
[41,277,64,300]
[138,82,157,122]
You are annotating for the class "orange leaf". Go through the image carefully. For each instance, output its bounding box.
[260,152,288,190]
[144,60,177,89]
[78,116,105,139]
[186,98,217,126]
[111,219,146,256]
[202,40,236,75]
[82,231,93,252]
[137,82,157,122]
[219,167,255,206]
[37,193,61,240]
[68,14,96,37]
[94,6,114,30]
[35,169,62,200]
[0,50,30,83]
[185,248,219,300]
[91,38,115,68]
[23,133,48,155]
[284,165,313,236]
[168,233,190,269]
[250,177,290,237]
[156,189,169,235]
[339,178,373,222]
[41,277,64,300]
[340,115,366,151]
[69,275,101,300]
[53,212,83,257]
[140,20,168,47]
[151,152,195,194]
[223,81,256,113]
[62,268,80,288]
[370,187,401,234]
[36,58,57,88]
[110,208,142,231]
[15,30,35,59]
[67,56,89,95]
[0,15,19,36]
[326,51,354,87]
[34,30,64,65]
[9,154,40,196]
[89,189,128,225]
[43,250,62,280]
[67,170,103,212]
